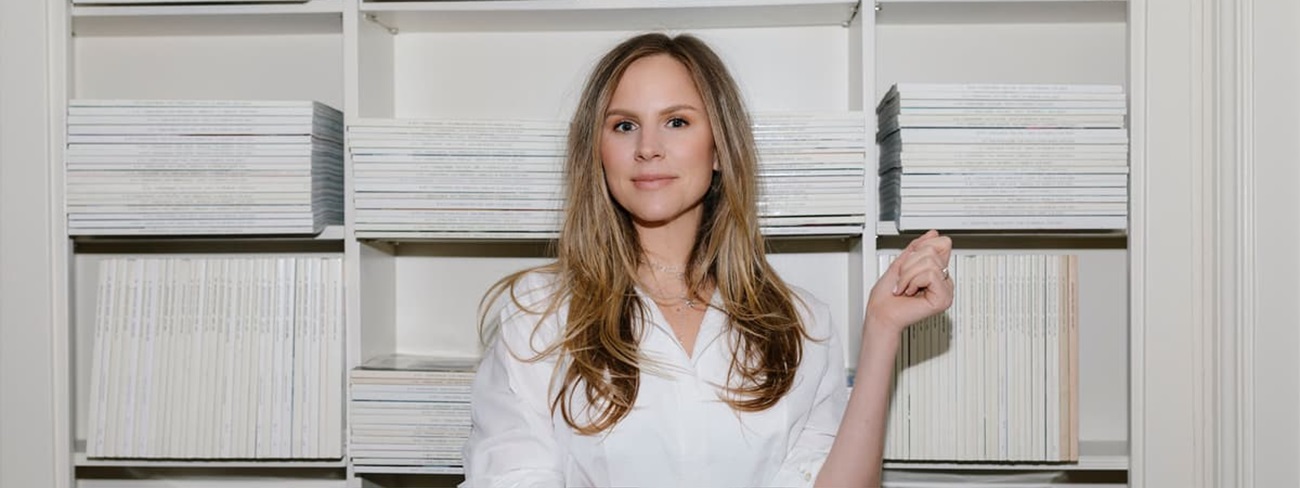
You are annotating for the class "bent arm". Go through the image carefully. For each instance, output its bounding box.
[813,324,900,487]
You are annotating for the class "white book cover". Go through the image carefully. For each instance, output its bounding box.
[887,128,1128,145]
[141,259,163,457]
[329,259,345,457]
[1048,258,1061,460]
[885,113,1125,130]
[349,117,565,131]
[86,260,111,457]
[123,259,147,456]
[70,99,331,109]
[898,215,1127,231]
[67,144,325,158]
[887,98,1129,111]
[891,106,1127,116]
[898,187,1127,198]
[68,104,325,118]
[885,142,1129,155]
[899,202,1128,215]
[242,259,260,457]
[890,82,1123,94]
[68,114,325,126]
[899,173,1127,188]
[67,134,318,145]
[291,259,306,457]
[884,90,1125,102]
[896,165,1128,175]
[254,259,272,457]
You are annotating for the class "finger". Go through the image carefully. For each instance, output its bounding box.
[923,269,955,311]
[886,250,909,295]
[901,267,944,298]
[912,234,953,266]
[899,255,946,296]
[904,229,940,253]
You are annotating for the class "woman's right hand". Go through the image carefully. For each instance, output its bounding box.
[864,229,954,335]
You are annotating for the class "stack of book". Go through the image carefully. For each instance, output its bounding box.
[66,99,344,236]
[349,354,477,474]
[754,112,867,235]
[349,118,566,239]
[881,253,1078,463]
[876,83,1129,231]
[85,256,345,459]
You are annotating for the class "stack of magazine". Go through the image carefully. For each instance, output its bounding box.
[881,253,1079,463]
[349,354,477,474]
[85,256,345,459]
[753,112,867,236]
[66,99,344,236]
[349,118,566,239]
[351,113,867,238]
[876,83,1129,231]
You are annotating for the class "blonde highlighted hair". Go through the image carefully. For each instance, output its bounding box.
[482,32,808,435]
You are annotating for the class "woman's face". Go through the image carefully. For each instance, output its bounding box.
[600,54,717,230]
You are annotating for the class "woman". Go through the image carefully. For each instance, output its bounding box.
[463,33,953,487]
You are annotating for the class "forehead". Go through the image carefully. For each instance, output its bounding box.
[609,54,704,105]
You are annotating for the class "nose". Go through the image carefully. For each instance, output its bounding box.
[634,127,663,162]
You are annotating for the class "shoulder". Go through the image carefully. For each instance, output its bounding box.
[787,285,834,340]
[491,267,566,356]
[504,268,564,314]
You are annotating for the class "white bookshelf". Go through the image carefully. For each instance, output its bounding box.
[49,1,1133,486]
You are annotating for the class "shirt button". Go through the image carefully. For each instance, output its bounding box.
[803,471,811,481]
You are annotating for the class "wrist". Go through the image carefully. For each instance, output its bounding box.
[861,315,903,347]
[863,311,906,337]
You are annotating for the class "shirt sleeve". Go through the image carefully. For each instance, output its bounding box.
[769,298,850,487]
[460,292,566,488]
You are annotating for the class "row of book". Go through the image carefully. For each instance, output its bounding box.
[66,88,1135,237]
[877,83,1129,231]
[349,113,866,238]
[348,354,476,475]
[85,256,345,459]
[66,99,344,236]
[881,254,1078,462]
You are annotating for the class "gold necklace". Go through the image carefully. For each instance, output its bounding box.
[640,262,701,313]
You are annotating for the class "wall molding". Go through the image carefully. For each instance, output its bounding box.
[1129,0,1248,485]
[1216,0,1255,486]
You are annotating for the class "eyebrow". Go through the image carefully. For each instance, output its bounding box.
[604,104,702,119]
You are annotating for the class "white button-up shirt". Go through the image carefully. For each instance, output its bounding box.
[462,272,848,487]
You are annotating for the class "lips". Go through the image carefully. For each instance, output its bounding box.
[632,174,676,189]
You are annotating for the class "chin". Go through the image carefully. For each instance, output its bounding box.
[623,203,699,228]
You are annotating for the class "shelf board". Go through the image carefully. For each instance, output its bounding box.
[74,452,346,468]
[354,465,463,475]
[72,0,343,36]
[884,440,1128,471]
[71,225,347,253]
[72,224,344,242]
[876,220,1128,239]
[361,0,859,33]
[876,0,1126,24]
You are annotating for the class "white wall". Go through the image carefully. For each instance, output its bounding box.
[0,0,62,487]
[1251,0,1300,485]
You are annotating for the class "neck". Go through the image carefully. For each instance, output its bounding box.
[633,207,702,271]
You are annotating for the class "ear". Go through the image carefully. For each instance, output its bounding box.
[712,156,719,171]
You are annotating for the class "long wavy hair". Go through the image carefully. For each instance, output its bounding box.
[481,33,808,435]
